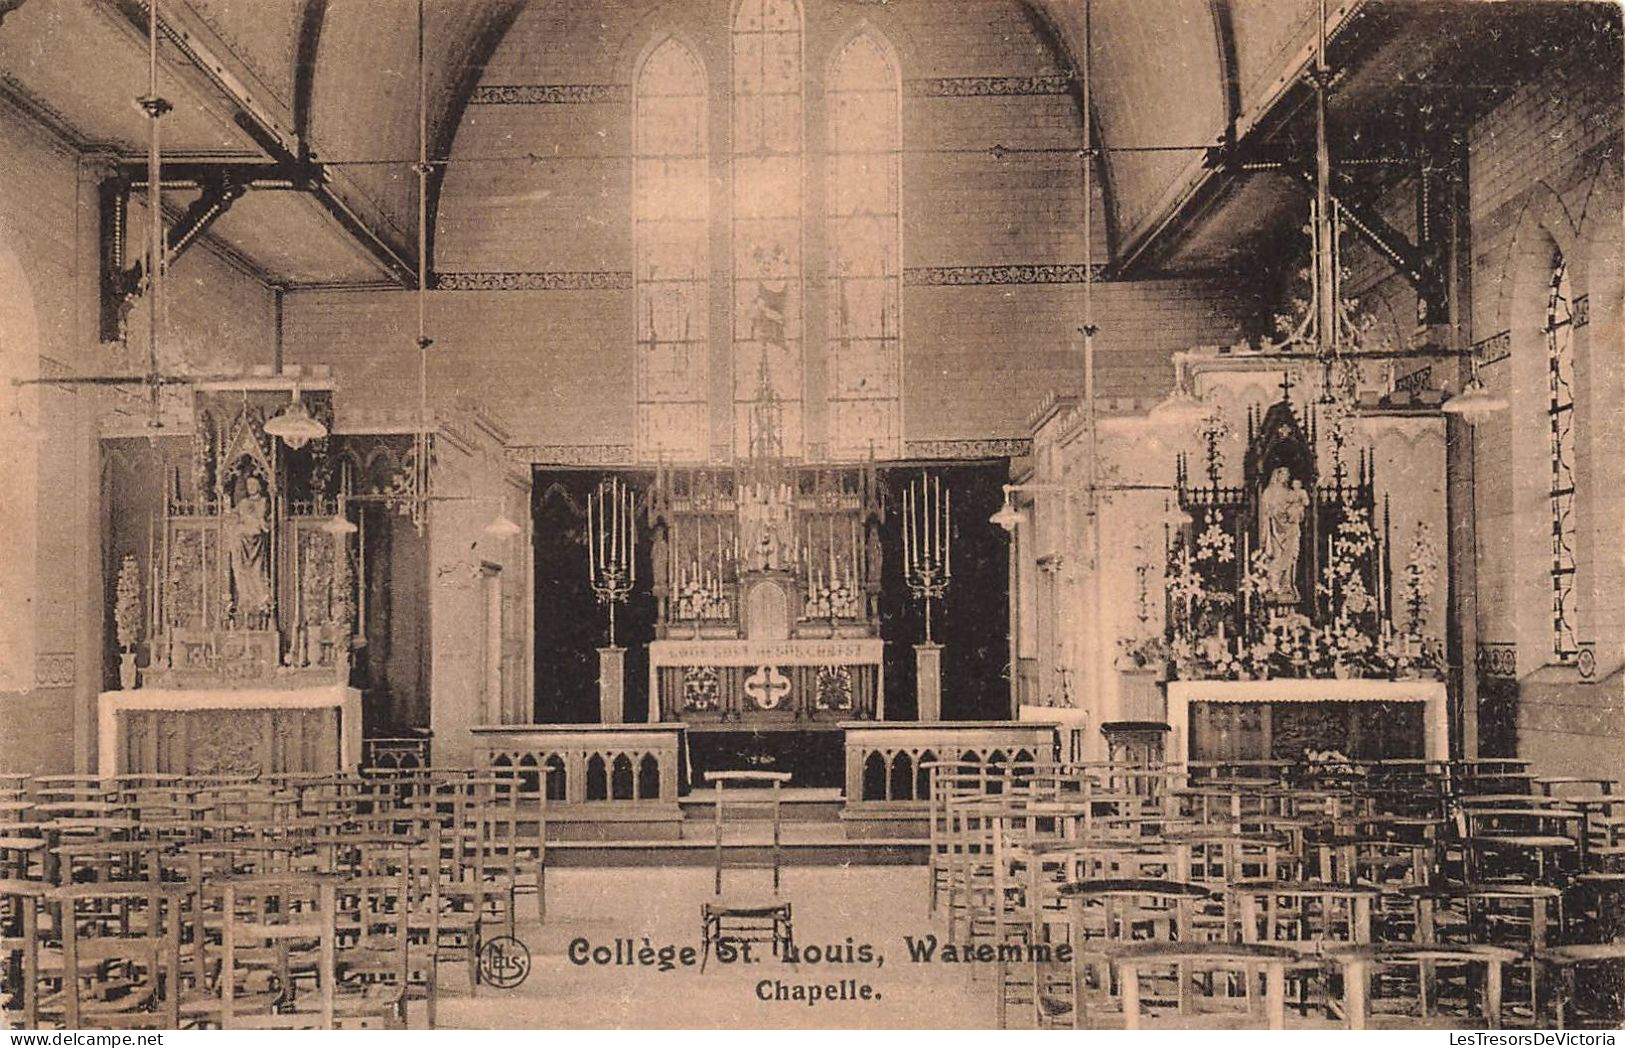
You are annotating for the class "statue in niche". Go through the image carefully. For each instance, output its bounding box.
[1258,465,1309,603]
[225,472,272,627]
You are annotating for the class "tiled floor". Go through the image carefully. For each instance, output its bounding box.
[424,865,996,1029]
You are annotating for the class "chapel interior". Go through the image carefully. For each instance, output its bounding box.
[0,0,1622,1032]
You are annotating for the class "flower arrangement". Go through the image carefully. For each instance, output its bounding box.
[1118,557,1172,671]
[803,579,863,621]
[114,554,143,652]
[1400,523,1437,637]
[674,576,733,621]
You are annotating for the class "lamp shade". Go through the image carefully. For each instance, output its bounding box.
[321,511,358,535]
[264,392,327,449]
[1440,377,1508,421]
[483,512,523,539]
[989,498,1026,532]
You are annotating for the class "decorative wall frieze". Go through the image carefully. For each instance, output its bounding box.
[1476,641,1517,680]
[905,75,1075,98]
[1473,330,1511,368]
[437,267,1101,292]
[509,444,636,466]
[435,271,633,292]
[508,440,1029,465]
[470,84,630,105]
[467,76,1075,106]
[903,263,1103,286]
[903,438,1031,459]
[34,653,75,689]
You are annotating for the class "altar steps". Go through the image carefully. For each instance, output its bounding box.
[679,786,845,823]
[547,824,926,868]
[540,787,927,865]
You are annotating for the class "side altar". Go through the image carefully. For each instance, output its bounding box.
[100,374,363,776]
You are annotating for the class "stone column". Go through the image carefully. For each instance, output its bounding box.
[598,646,626,724]
[915,642,942,721]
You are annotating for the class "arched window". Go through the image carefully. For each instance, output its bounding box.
[1545,248,1579,664]
[732,0,804,457]
[825,32,901,460]
[635,38,710,462]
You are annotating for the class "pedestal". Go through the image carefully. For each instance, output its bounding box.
[915,643,942,722]
[598,646,626,724]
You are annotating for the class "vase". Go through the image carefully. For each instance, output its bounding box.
[1333,660,1353,680]
[118,650,138,690]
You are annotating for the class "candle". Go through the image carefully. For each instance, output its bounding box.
[936,477,949,568]
[598,487,608,572]
[904,484,913,572]
[944,486,952,576]
[629,487,636,583]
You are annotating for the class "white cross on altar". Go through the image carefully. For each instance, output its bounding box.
[744,666,791,710]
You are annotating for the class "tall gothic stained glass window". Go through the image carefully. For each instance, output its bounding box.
[635,39,709,461]
[732,0,804,458]
[826,32,901,460]
[1546,248,1579,663]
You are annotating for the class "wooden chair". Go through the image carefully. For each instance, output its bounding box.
[1106,941,1294,1030]
[217,875,337,1029]
[0,880,44,1028]
[699,771,794,972]
[45,884,185,1029]
[1325,943,1520,1029]
[1534,943,1625,1029]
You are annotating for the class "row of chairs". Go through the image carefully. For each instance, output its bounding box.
[0,767,547,1029]
[925,758,1624,1030]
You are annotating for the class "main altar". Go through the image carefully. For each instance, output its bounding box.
[99,375,363,776]
[639,399,886,728]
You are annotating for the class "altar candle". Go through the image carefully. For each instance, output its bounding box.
[716,516,723,579]
[604,482,612,567]
[904,484,913,572]
[944,487,952,575]
[629,488,636,583]
[936,477,949,568]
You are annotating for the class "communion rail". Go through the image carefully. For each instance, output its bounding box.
[473,724,683,805]
[841,721,1059,805]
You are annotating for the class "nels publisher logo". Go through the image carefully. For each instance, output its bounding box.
[479,935,532,989]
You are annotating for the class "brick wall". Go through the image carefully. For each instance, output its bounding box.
[287,0,1247,452]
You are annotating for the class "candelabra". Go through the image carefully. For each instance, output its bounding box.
[587,476,636,646]
[903,472,952,641]
[903,472,951,721]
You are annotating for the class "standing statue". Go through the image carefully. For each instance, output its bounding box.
[225,473,272,626]
[1258,466,1309,603]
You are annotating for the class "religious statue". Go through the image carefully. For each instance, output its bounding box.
[225,473,272,626]
[742,483,793,572]
[749,243,791,349]
[1258,466,1309,603]
[650,517,670,593]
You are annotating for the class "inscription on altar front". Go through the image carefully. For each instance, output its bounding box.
[656,639,879,663]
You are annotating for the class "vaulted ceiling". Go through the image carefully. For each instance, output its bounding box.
[0,0,1610,288]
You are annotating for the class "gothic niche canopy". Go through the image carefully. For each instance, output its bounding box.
[140,381,358,688]
[1166,382,1438,683]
